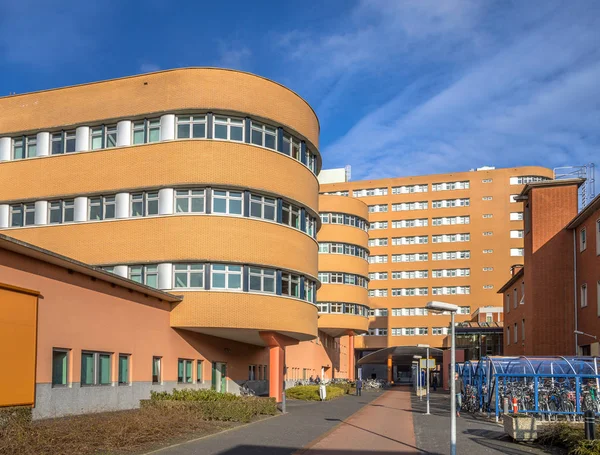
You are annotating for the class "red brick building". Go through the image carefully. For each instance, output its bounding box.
[500,179,600,356]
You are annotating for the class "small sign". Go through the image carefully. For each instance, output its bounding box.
[420,359,436,369]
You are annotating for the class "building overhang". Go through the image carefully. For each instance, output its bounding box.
[357,346,444,366]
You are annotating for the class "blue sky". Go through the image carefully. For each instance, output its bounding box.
[1,0,598,180]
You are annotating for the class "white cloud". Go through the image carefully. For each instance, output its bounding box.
[215,42,252,71]
[139,63,161,74]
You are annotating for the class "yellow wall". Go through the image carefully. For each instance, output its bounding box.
[0,284,38,407]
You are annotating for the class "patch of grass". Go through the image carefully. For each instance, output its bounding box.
[285,385,345,401]
[0,406,236,455]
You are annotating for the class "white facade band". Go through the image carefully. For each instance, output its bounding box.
[158,188,174,215]
[157,263,173,290]
[0,137,11,161]
[75,126,90,152]
[36,132,50,157]
[0,204,9,228]
[34,201,48,225]
[116,120,132,147]
[160,114,175,141]
[113,265,129,278]
[74,197,88,222]
[115,193,130,219]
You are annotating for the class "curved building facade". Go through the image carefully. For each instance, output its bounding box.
[0,68,322,408]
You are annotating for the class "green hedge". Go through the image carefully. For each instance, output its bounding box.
[145,389,277,423]
[329,383,352,395]
[285,385,345,401]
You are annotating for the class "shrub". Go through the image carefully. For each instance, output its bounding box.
[572,440,600,455]
[285,385,345,401]
[146,389,277,422]
[330,383,352,395]
[537,422,600,455]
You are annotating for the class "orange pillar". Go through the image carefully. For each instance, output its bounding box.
[347,332,355,380]
[387,355,393,383]
[259,331,298,402]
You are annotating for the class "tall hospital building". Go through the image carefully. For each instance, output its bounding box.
[0,67,552,417]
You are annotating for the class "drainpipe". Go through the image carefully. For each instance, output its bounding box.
[573,229,578,355]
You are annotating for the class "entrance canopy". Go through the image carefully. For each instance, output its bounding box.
[357,346,443,366]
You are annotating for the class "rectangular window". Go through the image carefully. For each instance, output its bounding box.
[128,265,158,288]
[51,132,64,155]
[251,121,277,150]
[581,284,588,308]
[81,351,111,386]
[214,116,244,142]
[281,272,300,297]
[522,320,525,341]
[176,115,207,139]
[281,202,301,229]
[105,125,117,148]
[9,204,23,227]
[152,357,162,384]
[52,349,69,386]
[514,323,518,343]
[132,121,146,144]
[148,119,161,142]
[175,189,206,213]
[510,230,524,239]
[249,267,276,293]
[250,194,276,221]
[507,327,510,346]
[174,263,205,288]
[510,212,524,221]
[197,360,203,383]
[211,264,243,290]
[580,228,587,252]
[282,133,301,159]
[25,136,37,158]
[12,137,24,159]
[212,189,243,215]
[90,127,104,150]
[178,359,193,384]
[118,354,130,385]
[510,248,524,257]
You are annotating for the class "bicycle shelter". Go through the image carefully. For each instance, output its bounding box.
[458,356,600,420]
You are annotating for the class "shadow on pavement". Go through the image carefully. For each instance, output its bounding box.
[214,447,431,455]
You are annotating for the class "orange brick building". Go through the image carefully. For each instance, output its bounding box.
[501,180,600,356]
[0,68,368,417]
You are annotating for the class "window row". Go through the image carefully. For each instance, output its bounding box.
[248,364,269,381]
[371,306,470,316]
[367,328,388,336]
[2,114,318,174]
[318,242,368,259]
[315,302,370,317]
[392,253,429,263]
[52,349,205,387]
[431,251,470,261]
[320,212,368,231]
[432,233,470,243]
[392,184,428,194]
[391,287,429,296]
[392,201,428,211]
[431,286,471,295]
[506,320,526,346]
[3,189,317,238]
[317,272,368,288]
[102,263,316,302]
[352,188,388,197]
[432,216,470,226]
[368,204,388,213]
[392,219,428,229]
[392,236,428,245]
[431,198,470,208]
[431,181,470,191]
[368,269,470,279]
[391,327,428,336]
[509,176,551,185]
[369,238,389,247]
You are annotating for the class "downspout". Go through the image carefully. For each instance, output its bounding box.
[573,229,578,355]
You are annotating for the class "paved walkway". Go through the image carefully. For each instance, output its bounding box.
[151,391,383,455]
[298,387,421,455]
[411,390,551,454]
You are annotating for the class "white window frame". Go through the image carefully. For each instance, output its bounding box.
[250,121,277,150]
[211,264,243,291]
[212,189,243,216]
[174,189,206,213]
[176,115,208,139]
[249,194,276,221]
[248,267,276,294]
[173,264,205,289]
[213,116,244,142]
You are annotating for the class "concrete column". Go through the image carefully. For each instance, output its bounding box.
[347,332,355,381]
[116,193,130,219]
[36,132,50,157]
[259,331,300,403]
[74,197,88,222]
[34,201,48,225]
[0,137,11,161]
[158,263,173,290]
[387,355,393,383]
[160,114,175,141]
[75,126,90,152]
[116,120,132,147]
[0,204,9,228]
[158,188,174,215]
[113,265,128,278]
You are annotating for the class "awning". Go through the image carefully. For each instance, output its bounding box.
[357,345,444,366]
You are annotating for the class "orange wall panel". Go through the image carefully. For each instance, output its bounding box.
[0,286,37,407]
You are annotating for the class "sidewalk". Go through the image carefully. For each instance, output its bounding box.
[298,386,422,454]
[149,391,383,455]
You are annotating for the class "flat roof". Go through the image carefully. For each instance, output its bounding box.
[0,234,181,303]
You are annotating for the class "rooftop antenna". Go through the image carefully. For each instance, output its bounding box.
[554,163,596,209]
[344,165,351,182]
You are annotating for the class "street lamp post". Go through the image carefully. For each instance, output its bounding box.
[418,344,431,415]
[427,300,459,455]
[413,355,422,401]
